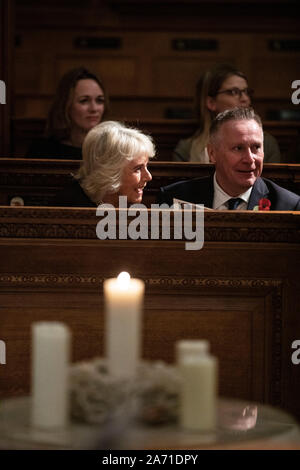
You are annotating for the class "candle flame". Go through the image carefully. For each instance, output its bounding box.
[117,271,131,290]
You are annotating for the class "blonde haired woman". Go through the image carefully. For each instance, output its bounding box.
[54,121,155,206]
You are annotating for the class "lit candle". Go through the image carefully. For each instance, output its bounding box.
[176,340,218,431]
[104,272,144,378]
[31,322,71,429]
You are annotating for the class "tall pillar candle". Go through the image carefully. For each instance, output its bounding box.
[31,321,71,429]
[104,272,144,378]
[176,339,218,431]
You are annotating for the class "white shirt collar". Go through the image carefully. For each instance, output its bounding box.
[213,173,253,210]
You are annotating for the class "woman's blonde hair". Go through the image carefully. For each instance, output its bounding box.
[75,121,155,203]
[190,64,248,161]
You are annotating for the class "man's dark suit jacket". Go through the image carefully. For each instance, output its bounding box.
[158,175,300,211]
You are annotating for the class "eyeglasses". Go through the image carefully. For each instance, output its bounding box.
[215,87,254,98]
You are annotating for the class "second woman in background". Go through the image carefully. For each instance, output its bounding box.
[173,64,281,164]
[26,67,108,159]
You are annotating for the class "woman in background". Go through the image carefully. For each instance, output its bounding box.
[173,63,281,164]
[53,120,155,207]
[26,67,108,159]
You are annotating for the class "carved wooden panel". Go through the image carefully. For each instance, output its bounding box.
[153,57,235,97]
[56,56,138,95]
[0,207,299,419]
[0,276,283,406]
[12,26,300,120]
[14,54,43,93]
[251,57,300,99]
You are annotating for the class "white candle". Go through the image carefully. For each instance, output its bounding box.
[31,322,71,429]
[104,272,144,378]
[176,340,218,431]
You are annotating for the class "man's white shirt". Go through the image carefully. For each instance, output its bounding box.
[213,173,252,210]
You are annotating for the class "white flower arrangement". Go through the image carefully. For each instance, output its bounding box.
[69,358,181,425]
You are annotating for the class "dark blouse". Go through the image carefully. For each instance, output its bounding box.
[52,177,96,207]
[26,137,82,160]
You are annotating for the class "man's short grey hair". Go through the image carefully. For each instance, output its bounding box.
[75,121,155,203]
[209,107,263,144]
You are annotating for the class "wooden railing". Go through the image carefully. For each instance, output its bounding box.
[10,118,300,162]
[0,159,299,207]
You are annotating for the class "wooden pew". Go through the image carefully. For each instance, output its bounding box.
[0,206,299,421]
[11,118,300,162]
[0,158,300,207]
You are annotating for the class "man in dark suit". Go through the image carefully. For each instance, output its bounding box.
[158,108,300,211]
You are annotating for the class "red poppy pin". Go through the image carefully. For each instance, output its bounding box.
[253,198,271,211]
